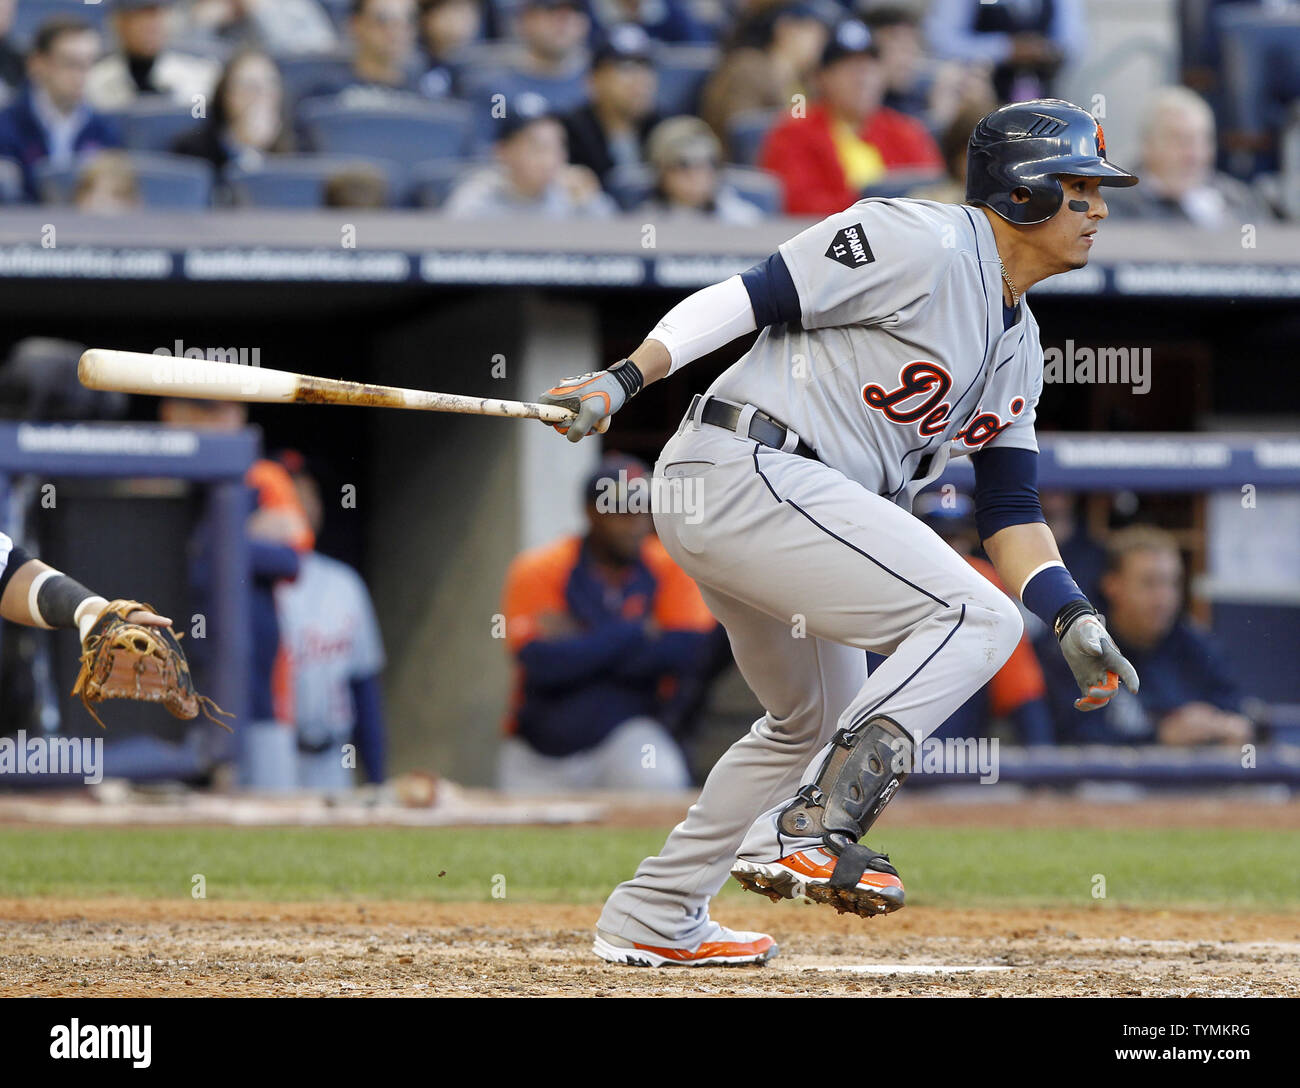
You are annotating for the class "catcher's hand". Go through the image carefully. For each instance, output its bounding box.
[71,599,233,731]
[538,358,643,442]
[1058,610,1140,711]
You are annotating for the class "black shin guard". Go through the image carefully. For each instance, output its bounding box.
[777,715,913,887]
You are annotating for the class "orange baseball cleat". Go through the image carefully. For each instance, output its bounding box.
[732,846,905,918]
[593,925,778,967]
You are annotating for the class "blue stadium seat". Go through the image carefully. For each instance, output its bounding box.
[410,158,484,208]
[37,152,215,209]
[726,109,779,166]
[10,0,109,50]
[862,168,946,199]
[110,102,202,152]
[300,99,474,171]
[0,158,23,204]
[129,153,216,208]
[275,51,355,105]
[317,0,353,33]
[604,162,655,212]
[721,166,781,216]
[653,45,717,118]
[228,155,395,208]
[1217,9,1300,175]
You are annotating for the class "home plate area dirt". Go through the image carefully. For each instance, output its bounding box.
[1,900,1297,997]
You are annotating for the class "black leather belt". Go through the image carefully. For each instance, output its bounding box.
[691,394,818,460]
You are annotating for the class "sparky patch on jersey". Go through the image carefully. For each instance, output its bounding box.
[824,223,875,269]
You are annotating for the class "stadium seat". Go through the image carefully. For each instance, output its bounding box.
[0,158,23,204]
[721,166,781,216]
[10,0,108,50]
[862,168,946,199]
[726,109,779,166]
[653,45,717,118]
[317,0,353,33]
[604,162,655,212]
[300,99,474,171]
[110,101,202,152]
[275,51,355,105]
[37,153,215,209]
[227,155,395,208]
[1216,8,1300,175]
[128,153,216,208]
[409,158,485,208]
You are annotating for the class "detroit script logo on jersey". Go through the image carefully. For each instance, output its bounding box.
[862,361,1026,447]
[824,223,875,269]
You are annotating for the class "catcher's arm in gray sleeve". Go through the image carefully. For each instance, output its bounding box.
[0,545,170,637]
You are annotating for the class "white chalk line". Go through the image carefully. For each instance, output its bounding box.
[798,964,1015,975]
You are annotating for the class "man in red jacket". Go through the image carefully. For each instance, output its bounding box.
[760,18,942,216]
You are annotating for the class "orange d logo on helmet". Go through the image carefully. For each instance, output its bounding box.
[1096,122,1106,154]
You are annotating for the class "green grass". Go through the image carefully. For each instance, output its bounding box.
[0,826,1296,910]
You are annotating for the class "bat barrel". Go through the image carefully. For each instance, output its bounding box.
[78,349,299,403]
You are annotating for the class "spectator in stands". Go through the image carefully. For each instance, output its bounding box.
[0,18,122,202]
[86,0,220,113]
[760,19,942,215]
[499,455,717,793]
[589,0,712,44]
[325,162,391,206]
[914,492,1054,745]
[276,454,388,791]
[562,24,658,189]
[923,0,1085,103]
[1039,490,1106,605]
[911,99,992,203]
[444,90,614,217]
[298,0,437,112]
[1105,86,1274,229]
[172,50,292,179]
[861,5,929,121]
[160,396,314,790]
[175,0,341,56]
[637,115,763,223]
[417,0,482,97]
[466,0,592,117]
[1038,526,1254,747]
[74,149,142,213]
[0,0,25,104]
[699,1,829,146]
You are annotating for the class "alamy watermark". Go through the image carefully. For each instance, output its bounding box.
[890,730,1000,785]
[1043,340,1150,395]
[151,340,263,394]
[591,469,704,524]
[0,730,102,784]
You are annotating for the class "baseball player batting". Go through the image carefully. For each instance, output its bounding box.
[537,99,1143,968]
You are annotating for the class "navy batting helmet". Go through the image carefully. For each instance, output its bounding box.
[966,99,1138,225]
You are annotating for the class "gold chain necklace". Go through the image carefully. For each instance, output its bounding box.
[999,259,1021,307]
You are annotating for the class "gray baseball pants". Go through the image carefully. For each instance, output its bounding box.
[597,409,1023,947]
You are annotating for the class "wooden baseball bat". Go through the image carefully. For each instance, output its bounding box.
[77,348,608,430]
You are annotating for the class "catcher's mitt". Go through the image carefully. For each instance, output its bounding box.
[71,600,233,731]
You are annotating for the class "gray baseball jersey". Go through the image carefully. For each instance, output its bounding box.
[708,197,1042,508]
[275,551,385,751]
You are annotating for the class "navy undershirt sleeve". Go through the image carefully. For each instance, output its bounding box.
[740,252,801,328]
[972,447,1047,541]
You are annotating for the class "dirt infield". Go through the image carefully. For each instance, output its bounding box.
[2,898,1296,997]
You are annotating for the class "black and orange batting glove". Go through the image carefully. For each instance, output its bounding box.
[538,358,643,443]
